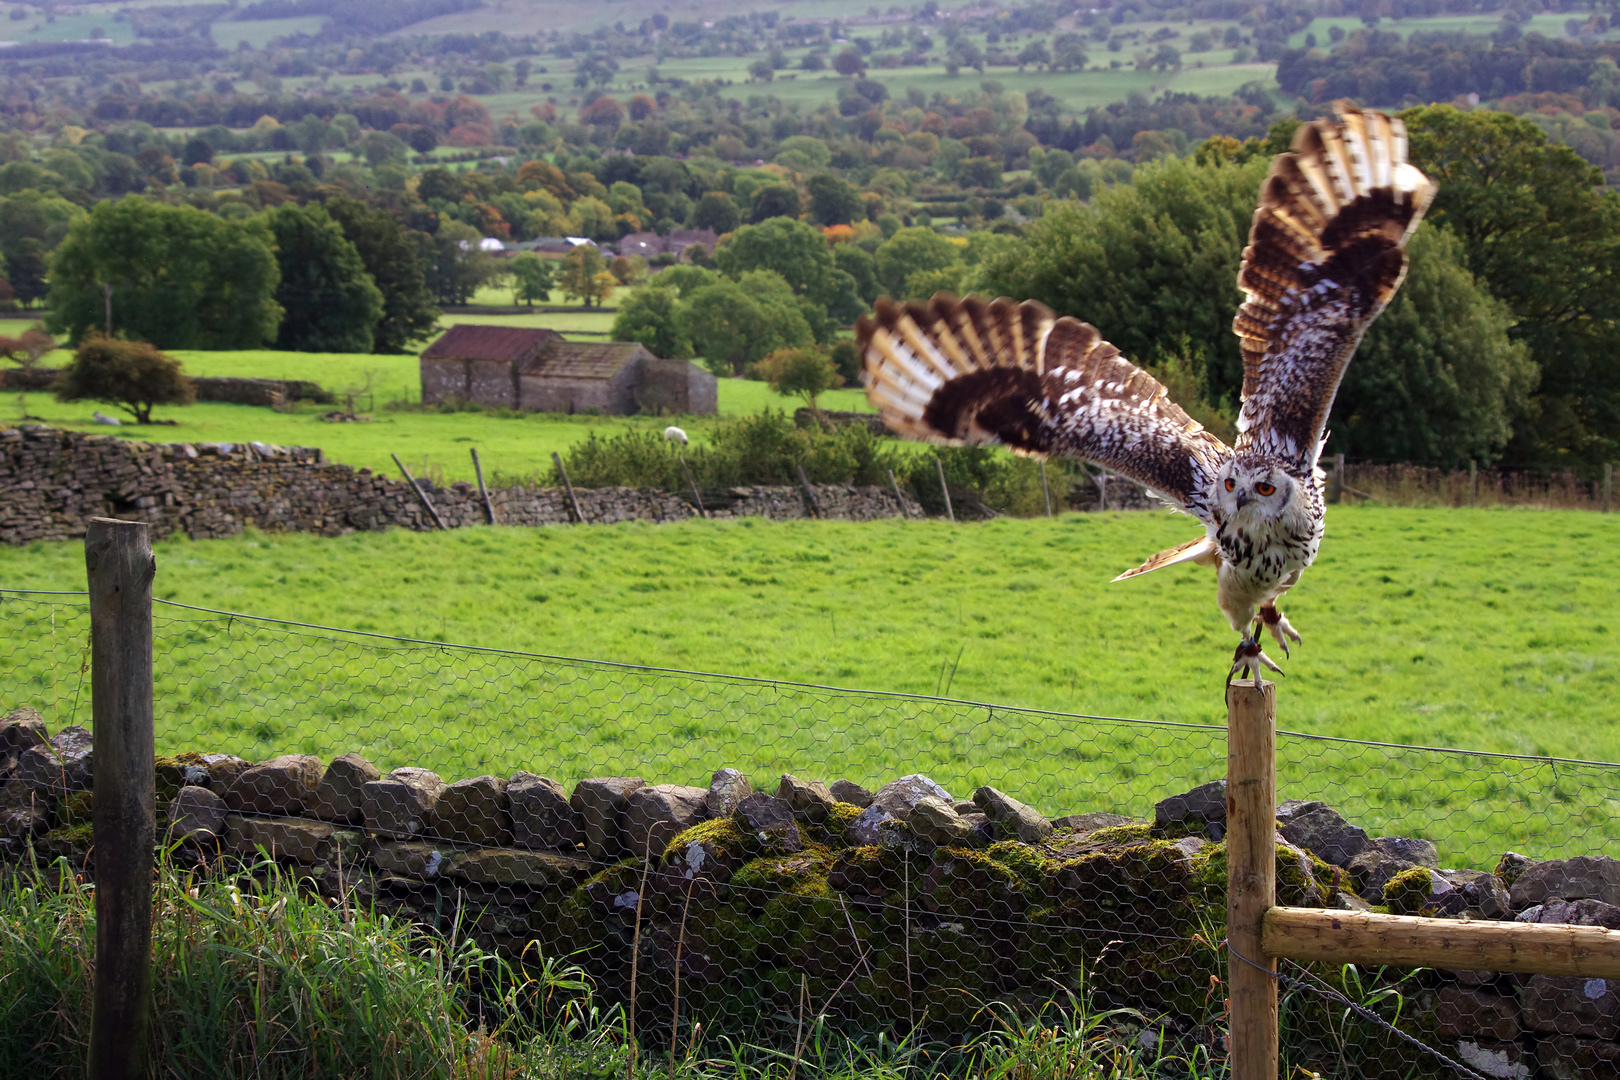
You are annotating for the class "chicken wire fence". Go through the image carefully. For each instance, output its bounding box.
[3,588,1619,1079]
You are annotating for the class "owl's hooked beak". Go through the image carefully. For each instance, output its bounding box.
[1235,490,1251,510]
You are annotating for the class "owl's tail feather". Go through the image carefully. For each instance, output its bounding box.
[1112,535,1219,583]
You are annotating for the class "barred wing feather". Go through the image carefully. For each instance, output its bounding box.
[1232,100,1436,473]
[856,293,1233,524]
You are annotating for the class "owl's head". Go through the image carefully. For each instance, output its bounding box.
[1215,459,1295,520]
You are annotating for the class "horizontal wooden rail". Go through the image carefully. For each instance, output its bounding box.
[1263,906,1620,978]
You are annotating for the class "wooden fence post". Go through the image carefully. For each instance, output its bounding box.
[470,448,496,525]
[934,457,954,523]
[1605,463,1613,514]
[1469,460,1478,508]
[795,462,823,519]
[85,518,155,1080]
[887,468,906,516]
[551,451,584,524]
[679,453,707,519]
[391,453,446,530]
[1331,454,1345,505]
[1040,459,1053,517]
[1226,679,1278,1080]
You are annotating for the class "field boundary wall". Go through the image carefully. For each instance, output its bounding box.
[0,425,922,545]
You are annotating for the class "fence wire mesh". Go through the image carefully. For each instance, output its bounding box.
[3,589,1618,1079]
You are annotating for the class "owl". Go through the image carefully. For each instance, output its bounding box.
[856,102,1436,683]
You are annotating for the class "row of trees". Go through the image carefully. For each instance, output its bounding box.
[45,196,438,353]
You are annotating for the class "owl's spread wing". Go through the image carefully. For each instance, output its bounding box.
[1233,101,1436,474]
[856,294,1233,523]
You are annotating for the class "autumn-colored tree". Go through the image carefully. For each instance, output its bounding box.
[752,346,843,422]
[0,324,55,419]
[55,335,195,424]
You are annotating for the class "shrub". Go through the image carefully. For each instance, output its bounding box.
[750,346,843,422]
[54,335,195,423]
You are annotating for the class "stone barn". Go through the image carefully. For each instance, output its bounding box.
[419,325,717,416]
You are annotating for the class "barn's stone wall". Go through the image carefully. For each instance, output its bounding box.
[3,701,1613,1077]
[0,425,923,546]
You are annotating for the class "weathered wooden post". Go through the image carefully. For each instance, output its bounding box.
[551,451,584,524]
[470,447,496,524]
[85,518,155,1080]
[391,453,446,530]
[1226,679,1277,1080]
[1331,453,1345,505]
[934,457,954,524]
[1039,459,1052,517]
[1469,460,1478,507]
[1605,462,1613,514]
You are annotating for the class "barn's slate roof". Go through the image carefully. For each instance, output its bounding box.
[522,342,648,379]
[421,325,562,364]
[421,325,649,381]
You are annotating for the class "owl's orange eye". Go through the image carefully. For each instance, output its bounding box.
[1255,482,1276,496]
[1224,478,1235,492]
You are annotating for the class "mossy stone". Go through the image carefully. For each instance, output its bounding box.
[55,790,93,828]
[1383,866,1439,915]
[154,752,208,805]
[1086,822,1156,844]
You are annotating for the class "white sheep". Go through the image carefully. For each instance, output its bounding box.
[663,425,689,445]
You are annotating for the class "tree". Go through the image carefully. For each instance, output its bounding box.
[875,226,961,298]
[424,220,499,306]
[752,345,843,421]
[47,198,282,349]
[691,191,741,234]
[558,245,613,306]
[0,325,54,419]
[748,59,775,82]
[325,197,441,354]
[611,286,693,359]
[6,238,48,308]
[509,253,555,306]
[976,154,1264,406]
[750,184,801,223]
[263,203,384,354]
[716,217,865,325]
[680,277,813,376]
[1402,104,1620,465]
[832,48,866,76]
[806,173,864,226]
[833,243,881,304]
[54,335,195,424]
[1330,226,1534,466]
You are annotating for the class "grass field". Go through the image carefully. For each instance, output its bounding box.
[3,507,1616,866]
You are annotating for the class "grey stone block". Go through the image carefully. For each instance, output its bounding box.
[973,785,1052,844]
[307,752,380,825]
[362,768,446,840]
[224,754,324,816]
[570,776,645,862]
[432,775,511,848]
[624,784,708,859]
[509,773,583,852]
[169,785,227,840]
[706,768,752,816]
[777,774,835,824]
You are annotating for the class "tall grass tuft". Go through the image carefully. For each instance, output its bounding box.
[0,855,533,1078]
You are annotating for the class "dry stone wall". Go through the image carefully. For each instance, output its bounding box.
[2,702,1614,1075]
[1,368,333,407]
[0,425,922,545]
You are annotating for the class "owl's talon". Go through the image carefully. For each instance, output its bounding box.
[1228,627,1285,685]
[1260,605,1302,659]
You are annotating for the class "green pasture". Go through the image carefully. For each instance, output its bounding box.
[3,507,1617,868]
[0,333,874,482]
[209,14,329,50]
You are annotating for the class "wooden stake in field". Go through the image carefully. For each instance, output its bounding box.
[1469,460,1478,507]
[1225,679,1278,1080]
[85,517,155,1080]
[795,462,822,519]
[1331,453,1345,505]
[551,451,584,524]
[392,453,446,530]
[934,457,954,523]
[887,467,906,515]
[1605,462,1613,513]
[1040,460,1053,517]
[678,453,707,519]
[470,448,496,525]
